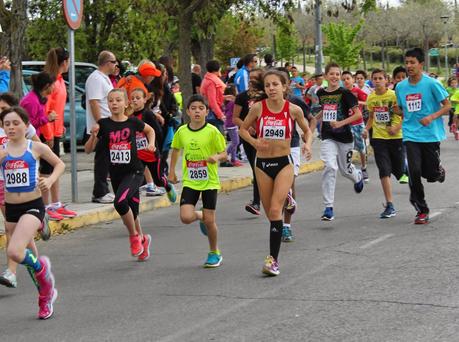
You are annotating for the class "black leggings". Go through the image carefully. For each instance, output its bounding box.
[241,138,260,205]
[111,172,144,219]
[142,160,171,191]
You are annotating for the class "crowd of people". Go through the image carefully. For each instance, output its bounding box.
[0,46,453,320]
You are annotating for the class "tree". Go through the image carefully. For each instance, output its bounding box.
[323,20,364,69]
[0,0,27,96]
[292,7,315,71]
[276,22,298,64]
[214,14,263,66]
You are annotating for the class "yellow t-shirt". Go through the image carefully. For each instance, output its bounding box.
[367,89,403,140]
[450,89,459,114]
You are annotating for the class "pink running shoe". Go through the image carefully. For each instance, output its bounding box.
[55,205,77,218]
[46,208,64,221]
[129,235,144,257]
[38,289,58,320]
[262,256,280,276]
[138,234,152,262]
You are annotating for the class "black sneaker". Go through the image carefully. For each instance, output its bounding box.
[245,202,261,216]
[437,165,445,183]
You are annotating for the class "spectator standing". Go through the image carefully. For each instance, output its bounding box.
[192,64,202,94]
[264,54,274,70]
[234,54,258,93]
[290,66,305,98]
[200,60,226,133]
[0,57,10,93]
[41,47,77,220]
[85,50,117,203]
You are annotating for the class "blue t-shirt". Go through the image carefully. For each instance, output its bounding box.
[290,76,304,97]
[234,66,249,93]
[396,74,448,142]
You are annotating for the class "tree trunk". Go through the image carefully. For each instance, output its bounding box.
[177,7,193,122]
[423,38,430,71]
[302,40,306,73]
[381,43,386,70]
[361,48,367,72]
[9,0,27,97]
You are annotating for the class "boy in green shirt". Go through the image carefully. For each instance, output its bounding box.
[363,69,403,218]
[169,95,227,267]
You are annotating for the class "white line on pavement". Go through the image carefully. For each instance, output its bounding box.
[430,211,442,219]
[360,234,394,249]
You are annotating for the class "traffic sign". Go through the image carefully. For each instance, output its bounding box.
[429,48,439,57]
[63,0,83,30]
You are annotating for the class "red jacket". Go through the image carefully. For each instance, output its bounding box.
[200,72,226,119]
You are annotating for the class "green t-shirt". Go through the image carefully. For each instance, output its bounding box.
[171,123,226,191]
[450,89,459,114]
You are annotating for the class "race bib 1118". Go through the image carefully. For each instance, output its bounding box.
[323,104,338,122]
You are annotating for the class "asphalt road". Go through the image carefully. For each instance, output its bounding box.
[1,137,459,342]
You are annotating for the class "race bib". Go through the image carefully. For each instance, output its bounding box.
[187,160,208,181]
[263,125,286,139]
[373,106,390,123]
[406,94,422,112]
[109,142,131,164]
[323,104,338,122]
[4,160,30,187]
[136,132,148,151]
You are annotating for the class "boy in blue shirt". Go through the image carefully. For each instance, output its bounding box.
[290,66,305,98]
[395,48,450,224]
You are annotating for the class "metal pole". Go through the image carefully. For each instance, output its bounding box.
[445,26,449,79]
[68,29,78,202]
[314,0,323,74]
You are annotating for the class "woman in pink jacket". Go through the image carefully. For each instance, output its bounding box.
[200,60,226,133]
[20,72,56,137]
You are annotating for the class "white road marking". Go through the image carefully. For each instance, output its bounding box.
[430,211,442,219]
[360,234,394,249]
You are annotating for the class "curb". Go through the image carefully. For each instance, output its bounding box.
[0,160,325,249]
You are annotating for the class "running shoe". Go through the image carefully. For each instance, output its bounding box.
[46,208,64,221]
[399,174,409,184]
[199,220,208,236]
[0,269,17,288]
[321,207,334,221]
[262,256,279,276]
[437,165,446,183]
[245,202,261,216]
[414,212,429,225]
[145,184,165,197]
[220,161,234,167]
[129,235,144,257]
[138,234,152,262]
[92,193,115,204]
[204,251,222,268]
[38,288,58,320]
[354,173,364,193]
[362,168,369,183]
[38,214,51,241]
[455,130,459,141]
[166,184,177,203]
[380,203,396,219]
[285,191,296,214]
[281,225,294,242]
[232,160,244,167]
[55,205,77,218]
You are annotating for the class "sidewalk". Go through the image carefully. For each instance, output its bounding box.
[0,139,325,248]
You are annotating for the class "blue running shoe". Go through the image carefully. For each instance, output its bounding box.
[321,207,334,221]
[354,171,364,194]
[204,251,222,268]
[167,184,177,203]
[380,203,396,219]
[281,225,294,242]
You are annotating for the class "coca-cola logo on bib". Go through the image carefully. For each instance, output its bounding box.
[109,142,130,150]
[187,160,207,168]
[5,160,28,169]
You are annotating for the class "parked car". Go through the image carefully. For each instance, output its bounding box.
[22,61,97,89]
[22,70,87,145]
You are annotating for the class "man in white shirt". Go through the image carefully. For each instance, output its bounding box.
[85,50,117,203]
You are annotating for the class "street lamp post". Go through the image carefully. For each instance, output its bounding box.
[441,15,449,80]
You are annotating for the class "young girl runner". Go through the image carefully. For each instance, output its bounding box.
[85,88,156,261]
[240,70,312,276]
[168,95,227,268]
[0,106,64,319]
[0,94,44,289]
[129,88,177,202]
